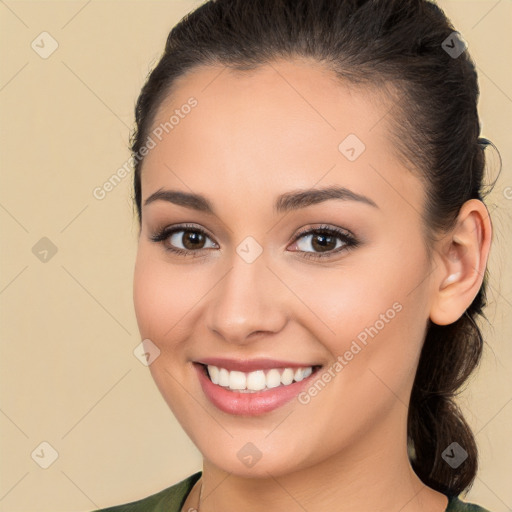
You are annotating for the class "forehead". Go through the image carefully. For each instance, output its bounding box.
[140,58,422,218]
[151,57,394,143]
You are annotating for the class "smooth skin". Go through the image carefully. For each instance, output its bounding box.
[132,57,492,512]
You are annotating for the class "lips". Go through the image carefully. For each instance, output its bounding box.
[193,359,322,416]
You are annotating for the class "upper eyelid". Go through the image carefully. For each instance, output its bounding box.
[166,224,219,245]
[293,224,353,238]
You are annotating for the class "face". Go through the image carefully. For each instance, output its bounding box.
[133,58,437,478]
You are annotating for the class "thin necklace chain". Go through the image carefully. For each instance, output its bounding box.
[196,480,204,512]
[181,478,203,512]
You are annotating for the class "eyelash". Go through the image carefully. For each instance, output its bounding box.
[150,223,360,260]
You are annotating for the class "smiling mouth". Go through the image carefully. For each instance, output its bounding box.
[198,363,323,393]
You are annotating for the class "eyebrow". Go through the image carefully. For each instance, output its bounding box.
[143,185,378,215]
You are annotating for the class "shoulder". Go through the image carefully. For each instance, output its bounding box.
[88,471,202,512]
[446,495,493,512]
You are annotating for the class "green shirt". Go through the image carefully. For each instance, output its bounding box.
[90,471,492,512]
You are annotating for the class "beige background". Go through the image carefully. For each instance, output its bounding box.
[0,1,510,511]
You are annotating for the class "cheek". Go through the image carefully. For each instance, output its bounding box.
[132,249,203,420]
[133,247,206,343]
[133,244,218,357]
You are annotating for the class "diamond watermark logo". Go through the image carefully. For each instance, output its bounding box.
[31,441,59,469]
[442,442,468,468]
[339,134,366,162]
[134,338,161,366]
[236,236,263,264]
[237,442,263,468]
[31,31,59,59]
[32,237,58,263]
[442,32,467,59]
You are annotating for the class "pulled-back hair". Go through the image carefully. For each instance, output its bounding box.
[130,0,498,497]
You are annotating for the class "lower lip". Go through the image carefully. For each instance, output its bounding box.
[194,363,320,416]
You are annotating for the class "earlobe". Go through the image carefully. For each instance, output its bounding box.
[429,199,492,326]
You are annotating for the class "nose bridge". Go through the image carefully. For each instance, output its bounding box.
[206,247,286,344]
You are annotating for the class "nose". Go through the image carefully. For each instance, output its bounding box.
[205,253,288,345]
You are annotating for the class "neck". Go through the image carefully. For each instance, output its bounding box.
[195,405,448,512]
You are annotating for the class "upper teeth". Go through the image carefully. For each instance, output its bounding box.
[207,365,313,392]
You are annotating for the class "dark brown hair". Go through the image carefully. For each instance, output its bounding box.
[130,0,499,497]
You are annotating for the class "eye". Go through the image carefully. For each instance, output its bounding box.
[150,223,359,260]
[288,225,359,259]
[150,224,218,257]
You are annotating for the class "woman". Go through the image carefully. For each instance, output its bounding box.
[93,0,499,510]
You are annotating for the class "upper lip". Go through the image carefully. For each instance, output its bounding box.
[194,357,320,372]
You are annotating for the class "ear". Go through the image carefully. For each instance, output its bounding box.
[429,199,492,326]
